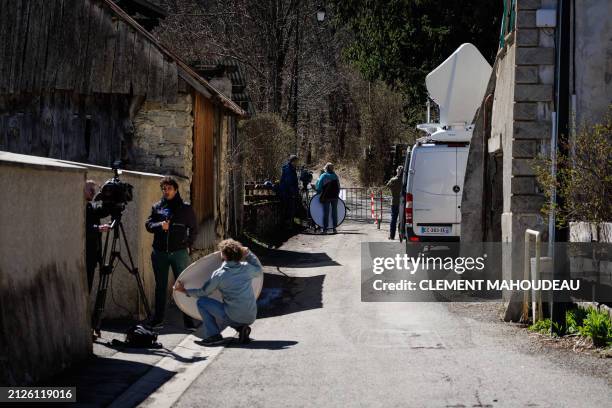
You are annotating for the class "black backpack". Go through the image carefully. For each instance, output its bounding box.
[320,179,340,203]
[111,324,162,349]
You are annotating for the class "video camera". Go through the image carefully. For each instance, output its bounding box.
[94,160,134,218]
[299,167,313,190]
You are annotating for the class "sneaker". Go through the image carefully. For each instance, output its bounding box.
[333,228,337,234]
[238,326,251,344]
[200,334,224,346]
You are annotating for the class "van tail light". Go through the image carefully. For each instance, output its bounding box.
[405,193,413,227]
[409,236,420,242]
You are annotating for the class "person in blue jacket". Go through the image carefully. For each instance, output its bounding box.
[278,154,299,228]
[316,162,341,234]
[174,239,263,346]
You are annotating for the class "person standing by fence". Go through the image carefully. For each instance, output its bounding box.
[316,163,341,234]
[279,154,299,229]
[386,166,403,240]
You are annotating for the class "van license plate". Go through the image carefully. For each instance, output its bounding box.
[420,226,451,235]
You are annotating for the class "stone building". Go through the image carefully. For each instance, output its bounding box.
[0,0,248,250]
[461,0,612,320]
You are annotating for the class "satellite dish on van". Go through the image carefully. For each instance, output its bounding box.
[426,43,492,125]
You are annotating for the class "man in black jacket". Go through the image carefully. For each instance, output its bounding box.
[145,176,198,329]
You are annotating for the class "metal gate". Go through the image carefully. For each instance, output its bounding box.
[340,188,391,226]
[299,187,392,227]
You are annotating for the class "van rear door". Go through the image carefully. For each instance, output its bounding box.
[411,146,457,233]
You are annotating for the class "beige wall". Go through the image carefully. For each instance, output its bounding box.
[0,152,91,385]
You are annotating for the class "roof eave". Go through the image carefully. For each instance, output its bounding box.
[102,0,247,117]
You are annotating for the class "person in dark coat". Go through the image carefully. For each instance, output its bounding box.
[278,154,299,228]
[145,176,198,330]
[386,166,403,240]
[85,180,110,293]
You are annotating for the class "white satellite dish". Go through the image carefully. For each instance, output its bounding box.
[425,43,492,126]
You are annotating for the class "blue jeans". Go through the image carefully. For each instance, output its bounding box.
[390,204,399,239]
[323,199,338,230]
[196,297,240,338]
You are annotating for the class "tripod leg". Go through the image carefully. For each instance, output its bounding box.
[134,268,152,320]
[91,227,112,334]
[119,222,152,320]
[91,272,111,335]
[91,225,119,334]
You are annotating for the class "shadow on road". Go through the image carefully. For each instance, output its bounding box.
[300,229,365,236]
[102,341,207,364]
[243,223,307,249]
[226,339,298,350]
[249,241,341,269]
[42,356,175,407]
[257,272,324,319]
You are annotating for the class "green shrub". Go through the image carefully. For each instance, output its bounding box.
[579,308,612,347]
[528,307,612,347]
[528,318,563,336]
[566,307,588,335]
[534,106,612,228]
[529,318,552,334]
[239,113,295,182]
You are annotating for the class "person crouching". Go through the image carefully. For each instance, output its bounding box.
[174,239,263,346]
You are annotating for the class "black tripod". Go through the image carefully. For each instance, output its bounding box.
[92,213,151,336]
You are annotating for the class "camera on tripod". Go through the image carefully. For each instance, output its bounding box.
[299,167,313,190]
[91,160,152,336]
[94,160,134,218]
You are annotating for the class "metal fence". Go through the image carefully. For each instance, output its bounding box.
[245,183,394,227]
[340,188,392,225]
[244,182,278,204]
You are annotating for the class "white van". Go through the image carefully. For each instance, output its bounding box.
[400,140,469,242]
[398,43,491,243]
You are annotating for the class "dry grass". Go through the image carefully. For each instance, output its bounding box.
[308,160,362,188]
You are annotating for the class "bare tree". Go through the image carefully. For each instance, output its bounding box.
[156,1,410,184]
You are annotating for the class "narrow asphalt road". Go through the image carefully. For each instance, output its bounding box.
[173,221,611,408]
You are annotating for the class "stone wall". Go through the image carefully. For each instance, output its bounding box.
[462,0,611,319]
[485,0,557,319]
[503,0,554,284]
[460,61,498,243]
[131,93,194,198]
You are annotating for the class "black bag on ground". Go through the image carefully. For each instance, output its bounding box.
[111,324,162,349]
